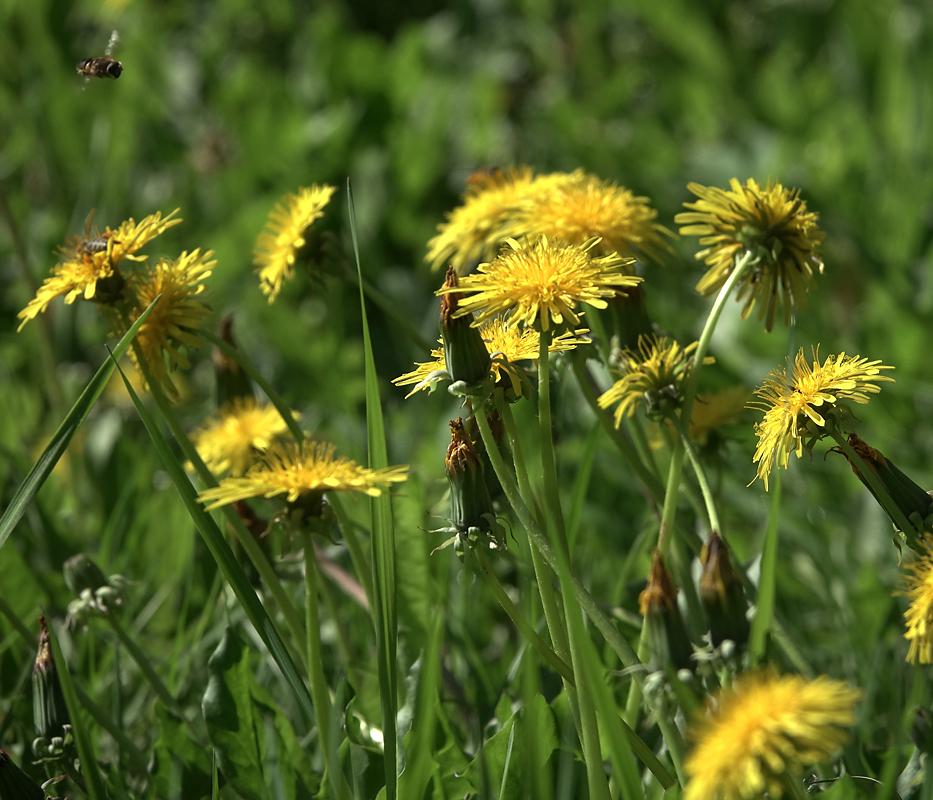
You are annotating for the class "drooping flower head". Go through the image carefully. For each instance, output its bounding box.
[684,671,862,800]
[676,179,824,331]
[598,335,712,427]
[516,172,675,268]
[254,184,337,303]
[440,236,640,333]
[122,249,215,396]
[896,537,933,664]
[192,397,298,477]
[750,347,894,489]
[425,167,567,274]
[197,440,409,514]
[393,317,589,399]
[17,208,182,330]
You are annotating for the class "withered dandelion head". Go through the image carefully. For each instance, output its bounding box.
[254,184,336,303]
[440,236,640,332]
[896,537,933,664]
[123,249,215,396]
[517,172,675,267]
[196,440,409,511]
[192,397,297,477]
[684,671,862,800]
[425,167,567,274]
[598,335,712,427]
[676,179,824,331]
[392,317,588,399]
[750,347,894,489]
[17,209,182,330]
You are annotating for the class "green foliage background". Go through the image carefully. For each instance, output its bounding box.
[1,0,932,795]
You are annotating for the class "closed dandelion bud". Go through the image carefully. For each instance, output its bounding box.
[440,268,491,390]
[212,316,255,407]
[638,549,693,672]
[699,532,749,648]
[608,284,654,352]
[63,554,107,596]
[831,434,933,539]
[0,750,46,800]
[446,418,496,537]
[32,617,70,742]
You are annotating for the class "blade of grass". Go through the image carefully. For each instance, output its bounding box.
[113,360,317,725]
[348,178,399,800]
[0,297,159,554]
[46,619,108,800]
[567,422,599,554]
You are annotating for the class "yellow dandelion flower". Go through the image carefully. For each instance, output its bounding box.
[516,172,675,267]
[393,318,588,398]
[425,167,568,274]
[254,184,336,303]
[598,335,712,427]
[121,249,215,396]
[676,179,824,331]
[441,236,640,332]
[684,671,862,800]
[192,397,298,477]
[17,208,182,330]
[896,537,933,664]
[196,440,409,511]
[750,347,894,489]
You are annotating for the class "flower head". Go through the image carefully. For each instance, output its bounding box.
[750,347,894,489]
[122,249,215,396]
[517,172,674,267]
[676,179,824,331]
[896,537,933,664]
[426,167,566,274]
[684,671,862,800]
[598,335,712,426]
[197,440,409,511]
[440,236,639,332]
[254,184,336,302]
[192,397,297,477]
[392,318,588,398]
[17,208,182,330]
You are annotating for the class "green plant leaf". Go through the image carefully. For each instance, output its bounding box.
[151,704,213,800]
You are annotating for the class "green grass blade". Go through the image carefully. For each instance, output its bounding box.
[567,422,599,554]
[750,469,782,665]
[113,360,317,725]
[46,620,109,800]
[0,298,159,554]
[348,178,398,800]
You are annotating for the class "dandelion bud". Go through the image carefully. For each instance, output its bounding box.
[446,419,496,538]
[699,532,749,649]
[439,268,491,391]
[0,750,46,800]
[63,554,107,597]
[212,316,255,407]
[32,617,70,743]
[638,549,693,671]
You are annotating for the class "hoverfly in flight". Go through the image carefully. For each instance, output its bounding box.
[77,30,123,80]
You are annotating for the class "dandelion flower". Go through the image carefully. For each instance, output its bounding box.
[517,172,674,267]
[192,397,297,477]
[121,249,215,396]
[393,318,588,398]
[425,167,567,274]
[598,335,712,426]
[750,347,894,489]
[896,537,933,664]
[197,440,409,511]
[254,184,336,302]
[684,671,862,800]
[17,209,182,330]
[441,236,640,332]
[676,179,824,331]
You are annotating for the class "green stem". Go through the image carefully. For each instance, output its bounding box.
[537,331,569,554]
[315,543,364,690]
[328,494,374,611]
[569,350,665,504]
[680,250,755,424]
[302,538,334,758]
[474,547,575,685]
[626,416,662,484]
[674,417,721,535]
[657,438,685,556]
[749,469,782,666]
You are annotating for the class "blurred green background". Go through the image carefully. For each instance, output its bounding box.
[2,0,932,779]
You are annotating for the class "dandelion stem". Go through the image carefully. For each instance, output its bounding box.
[474,547,575,685]
[657,438,685,556]
[328,495,374,611]
[674,416,721,535]
[750,468,782,666]
[537,331,570,555]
